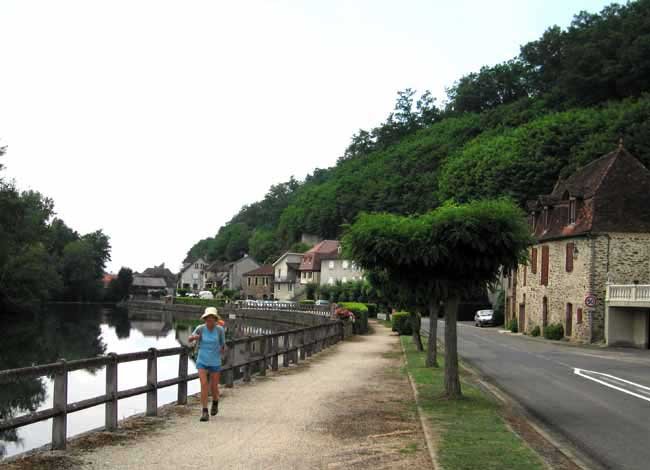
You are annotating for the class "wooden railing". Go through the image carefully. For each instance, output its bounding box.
[606,284,650,303]
[0,320,343,451]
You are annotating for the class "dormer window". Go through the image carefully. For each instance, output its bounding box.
[529,212,537,231]
[568,198,577,225]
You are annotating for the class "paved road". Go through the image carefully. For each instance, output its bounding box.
[421,319,650,470]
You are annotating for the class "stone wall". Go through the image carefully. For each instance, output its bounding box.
[511,232,650,344]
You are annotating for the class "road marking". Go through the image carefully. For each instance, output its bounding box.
[574,368,650,403]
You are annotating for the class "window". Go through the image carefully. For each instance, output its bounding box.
[342,277,347,283]
[342,260,349,269]
[569,199,577,225]
[523,264,527,286]
[328,277,334,285]
[542,297,548,327]
[565,243,574,272]
[255,277,259,286]
[192,273,199,280]
[247,278,252,287]
[541,246,549,286]
[308,272,312,279]
[329,260,334,269]
[531,248,538,274]
[543,207,550,229]
[529,212,537,231]
[195,263,198,269]
[577,307,583,324]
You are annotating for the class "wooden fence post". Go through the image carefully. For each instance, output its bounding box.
[271,336,279,371]
[105,353,118,430]
[177,347,189,405]
[243,338,252,382]
[260,337,267,377]
[225,344,235,388]
[52,360,68,450]
[282,333,290,367]
[146,348,158,416]
[293,332,300,364]
[299,330,306,360]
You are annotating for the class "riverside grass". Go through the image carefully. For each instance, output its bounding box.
[400,335,544,470]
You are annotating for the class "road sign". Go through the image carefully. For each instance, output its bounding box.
[584,294,597,308]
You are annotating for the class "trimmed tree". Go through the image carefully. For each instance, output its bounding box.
[343,199,530,398]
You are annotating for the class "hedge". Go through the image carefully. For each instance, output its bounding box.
[391,312,413,335]
[299,299,315,305]
[366,303,378,318]
[507,317,518,333]
[339,302,369,334]
[174,297,226,308]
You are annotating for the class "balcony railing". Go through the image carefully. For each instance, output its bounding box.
[606,284,650,304]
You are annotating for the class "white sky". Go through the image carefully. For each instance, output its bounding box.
[0,0,610,273]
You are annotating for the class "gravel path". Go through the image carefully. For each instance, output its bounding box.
[77,324,431,470]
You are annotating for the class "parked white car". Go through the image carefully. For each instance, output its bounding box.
[474,309,495,327]
[198,291,214,299]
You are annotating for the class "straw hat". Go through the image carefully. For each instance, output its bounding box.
[201,307,219,320]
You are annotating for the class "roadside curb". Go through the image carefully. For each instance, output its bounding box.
[398,336,440,470]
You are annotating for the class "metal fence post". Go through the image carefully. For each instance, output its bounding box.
[146,348,158,416]
[178,347,189,405]
[105,353,118,430]
[52,360,68,450]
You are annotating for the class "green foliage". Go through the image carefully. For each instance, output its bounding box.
[248,228,279,264]
[492,290,505,326]
[531,325,541,337]
[305,282,317,300]
[366,303,378,318]
[339,302,369,334]
[176,288,188,297]
[543,323,565,340]
[391,312,413,335]
[508,318,519,333]
[174,297,226,308]
[299,299,315,305]
[106,267,133,302]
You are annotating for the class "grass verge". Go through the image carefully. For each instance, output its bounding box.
[401,335,544,470]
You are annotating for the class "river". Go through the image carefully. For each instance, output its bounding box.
[0,303,281,459]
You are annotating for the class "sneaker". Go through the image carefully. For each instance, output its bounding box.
[200,408,209,422]
[211,400,219,416]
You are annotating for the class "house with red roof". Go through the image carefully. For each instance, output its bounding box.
[242,265,275,300]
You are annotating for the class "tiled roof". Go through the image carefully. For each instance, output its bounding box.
[132,276,168,288]
[529,147,650,241]
[243,265,274,276]
[299,240,340,271]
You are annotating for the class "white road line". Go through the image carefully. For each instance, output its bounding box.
[574,368,650,403]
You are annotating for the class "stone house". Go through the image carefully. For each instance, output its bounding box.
[178,257,209,292]
[242,265,275,300]
[298,240,340,285]
[319,252,364,286]
[204,255,260,292]
[273,252,303,301]
[141,263,177,295]
[505,146,650,348]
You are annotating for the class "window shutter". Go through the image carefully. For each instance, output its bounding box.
[541,246,549,286]
[531,248,538,274]
[566,243,574,272]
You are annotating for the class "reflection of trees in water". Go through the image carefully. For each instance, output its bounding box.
[105,307,131,339]
[0,305,108,455]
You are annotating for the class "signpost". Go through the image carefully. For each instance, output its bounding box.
[584,294,597,308]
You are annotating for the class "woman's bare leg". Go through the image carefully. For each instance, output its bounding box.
[210,372,221,401]
[198,369,209,408]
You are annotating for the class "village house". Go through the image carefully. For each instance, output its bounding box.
[298,240,364,286]
[178,257,209,292]
[204,255,259,292]
[242,265,275,300]
[141,263,177,295]
[273,252,303,301]
[505,146,650,348]
[319,245,364,286]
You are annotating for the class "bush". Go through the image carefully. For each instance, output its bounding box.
[177,288,188,297]
[508,317,518,333]
[174,297,225,308]
[531,325,541,337]
[339,302,369,334]
[366,303,378,318]
[543,323,564,340]
[299,299,315,305]
[391,311,413,335]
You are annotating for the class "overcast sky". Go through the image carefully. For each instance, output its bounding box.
[0,0,611,273]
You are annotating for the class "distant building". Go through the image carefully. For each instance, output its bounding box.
[204,255,260,292]
[242,265,275,300]
[296,240,364,287]
[506,146,650,347]
[273,252,303,301]
[141,263,176,295]
[131,275,168,298]
[178,257,209,292]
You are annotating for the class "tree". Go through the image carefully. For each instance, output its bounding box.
[248,229,279,264]
[107,267,133,301]
[343,199,530,398]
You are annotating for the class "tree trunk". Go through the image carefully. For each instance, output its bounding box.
[444,297,462,399]
[409,312,424,351]
[426,299,439,368]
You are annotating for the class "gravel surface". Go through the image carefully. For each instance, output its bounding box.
[76,324,431,470]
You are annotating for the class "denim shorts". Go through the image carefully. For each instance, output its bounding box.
[196,363,221,373]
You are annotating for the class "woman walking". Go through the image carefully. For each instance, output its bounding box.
[189,307,226,422]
